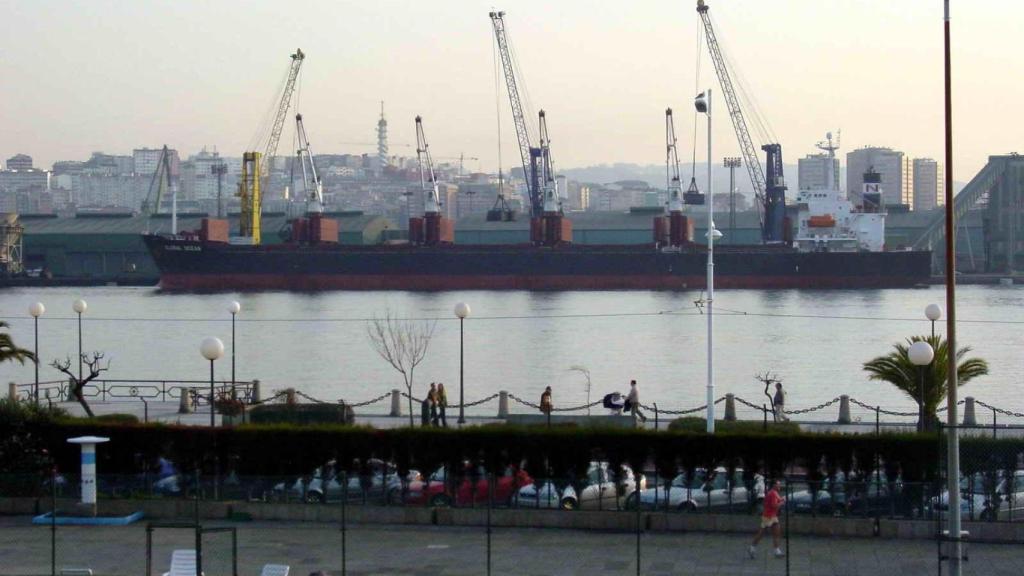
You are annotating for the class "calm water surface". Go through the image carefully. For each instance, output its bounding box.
[1,286,1022,420]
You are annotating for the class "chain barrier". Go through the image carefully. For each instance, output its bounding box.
[507,393,541,410]
[343,392,392,408]
[975,399,1024,419]
[934,399,965,413]
[248,391,289,406]
[784,397,842,415]
[639,396,725,415]
[848,397,918,417]
[400,391,500,409]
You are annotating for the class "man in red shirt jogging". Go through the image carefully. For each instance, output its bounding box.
[749,479,785,558]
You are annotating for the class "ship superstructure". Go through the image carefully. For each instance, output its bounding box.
[794,133,886,253]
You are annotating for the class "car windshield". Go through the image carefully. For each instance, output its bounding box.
[671,472,706,490]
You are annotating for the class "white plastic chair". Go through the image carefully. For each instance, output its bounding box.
[161,549,198,576]
[260,565,290,576]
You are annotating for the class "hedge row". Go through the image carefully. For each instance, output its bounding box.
[7,421,970,485]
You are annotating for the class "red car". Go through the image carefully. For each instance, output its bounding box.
[396,465,533,507]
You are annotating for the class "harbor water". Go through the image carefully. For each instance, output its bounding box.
[1,285,1022,421]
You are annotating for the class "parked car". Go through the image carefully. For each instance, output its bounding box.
[306,459,406,503]
[452,464,533,506]
[790,473,847,515]
[628,468,763,512]
[931,471,1024,522]
[519,462,644,511]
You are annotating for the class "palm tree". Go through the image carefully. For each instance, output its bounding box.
[863,335,988,431]
[0,321,35,365]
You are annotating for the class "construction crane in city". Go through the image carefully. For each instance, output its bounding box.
[696,0,787,244]
[295,113,324,214]
[141,145,178,232]
[490,10,541,219]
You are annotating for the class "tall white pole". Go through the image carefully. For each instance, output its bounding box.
[706,88,715,434]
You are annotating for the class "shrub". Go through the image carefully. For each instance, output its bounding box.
[88,413,140,424]
[667,416,801,434]
[249,403,354,425]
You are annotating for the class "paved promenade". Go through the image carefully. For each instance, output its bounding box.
[1,516,1019,576]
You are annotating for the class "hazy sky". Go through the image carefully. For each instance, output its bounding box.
[1,0,1020,179]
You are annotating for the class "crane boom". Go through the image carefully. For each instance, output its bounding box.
[696,0,767,237]
[415,116,441,214]
[295,113,324,214]
[262,48,306,183]
[537,110,561,214]
[665,109,684,212]
[490,11,542,217]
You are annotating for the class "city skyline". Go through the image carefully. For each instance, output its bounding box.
[1,0,1020,179]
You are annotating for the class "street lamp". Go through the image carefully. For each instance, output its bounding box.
[228,301,241,397]
[696,89,719,434]
[200,337,225,427]
[454,302,471,426]
[925,303,942,339]
[29,302,45,404]
[909,340,935,433]
[72,299,87,381]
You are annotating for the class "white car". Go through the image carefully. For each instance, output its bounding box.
[274,460,407,503]
[512,462,645,511]
[931,471,1024,522]
[629,468,764,512]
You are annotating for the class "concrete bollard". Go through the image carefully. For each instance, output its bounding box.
[963,397,977,426]
[251,379,261,403]
[837,395,852,424]
[724,393,736,421]
[389,389,402,417]
[178,389,193,414]
[7,382,16,401]
[498,391,509,419]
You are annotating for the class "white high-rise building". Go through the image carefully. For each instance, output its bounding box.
[912,158,943,211]
[846,147,912,207]
[798,153,840,191]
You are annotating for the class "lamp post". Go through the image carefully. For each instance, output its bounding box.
[228,301,241,397]
[72,299,87,381]
[200,337,225,427]
[454,302,471,426]
[925,303,942,340]
[696,89,720,434]
[908,340,935,433]
[29,302,45,404]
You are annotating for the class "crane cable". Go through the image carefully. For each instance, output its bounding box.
[689,21,703,183]
[493,27,504,192]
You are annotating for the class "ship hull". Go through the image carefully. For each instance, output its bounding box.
[143,236,932,291]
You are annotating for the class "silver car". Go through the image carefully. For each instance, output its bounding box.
[629,468,764,512]
[512,462,645,511]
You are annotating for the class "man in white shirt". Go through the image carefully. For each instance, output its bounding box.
[625,380,647,423]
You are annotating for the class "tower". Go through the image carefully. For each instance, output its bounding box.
[376,101,389,174]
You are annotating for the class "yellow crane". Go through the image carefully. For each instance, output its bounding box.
[237,48,305,245]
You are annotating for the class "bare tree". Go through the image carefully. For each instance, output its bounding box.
[755,372,781,422]
[366,311,436,426]
[52,352,110,418]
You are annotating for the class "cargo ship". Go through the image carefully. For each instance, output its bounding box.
[142,235,931,291]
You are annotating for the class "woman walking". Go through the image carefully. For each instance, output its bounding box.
[437,382,449,427]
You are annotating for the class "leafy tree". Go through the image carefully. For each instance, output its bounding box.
[863,335,988,431]
[0,320,35,365]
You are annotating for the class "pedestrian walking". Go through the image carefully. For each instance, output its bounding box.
[428,382,439,426]
[540,386,553,426]
[773,382,788,422]
[623,380,647,423]
[749,479,786,559]
[437,382,449,427]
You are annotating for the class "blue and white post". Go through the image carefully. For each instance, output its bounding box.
[67,436,109,516]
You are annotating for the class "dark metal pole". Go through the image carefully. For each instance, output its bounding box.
[34,316,39,404]
[458,317,465,425]
[918,367,925,433]
[341,471,347,576]
[942,2,962,572]
[210,360,215,427]
[51,467,56,576]
[195,469,202,576]
[635,473,641,576]
[487,472,492,576]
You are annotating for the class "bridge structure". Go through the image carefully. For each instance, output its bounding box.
[912,154,1024,274]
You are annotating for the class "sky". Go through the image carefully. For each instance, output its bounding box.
[1,0,1021,179]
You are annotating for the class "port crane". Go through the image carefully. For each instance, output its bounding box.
[295,113,324,214]
[490,10,548,219]
[415,116,441,215]
[238,48,306,245]
[665,109,684,213]
[140,145,178,233]
[537,110,560,214]
[696,0,787,244]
